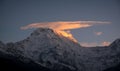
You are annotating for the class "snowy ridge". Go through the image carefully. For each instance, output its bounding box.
[0,28,120,71]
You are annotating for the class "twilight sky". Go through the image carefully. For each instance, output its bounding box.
[0,0,120,46]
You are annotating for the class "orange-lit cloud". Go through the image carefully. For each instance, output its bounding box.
[80,41,111,47]
[94,32,103,36]
[21,21,110,30]
[21,21,111,42]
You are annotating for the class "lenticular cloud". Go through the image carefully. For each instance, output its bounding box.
[20,21,110,30]
[20,21,111,42]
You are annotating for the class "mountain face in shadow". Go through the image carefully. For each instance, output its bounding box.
[0,28,120,71]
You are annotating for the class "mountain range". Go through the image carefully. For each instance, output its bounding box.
[0,28,120,71]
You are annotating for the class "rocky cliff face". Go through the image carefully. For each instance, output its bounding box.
[0,28,120,71]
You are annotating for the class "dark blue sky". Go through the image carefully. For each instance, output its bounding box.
[0,0,120,46]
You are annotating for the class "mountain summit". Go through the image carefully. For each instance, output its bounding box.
[0,28,120,71]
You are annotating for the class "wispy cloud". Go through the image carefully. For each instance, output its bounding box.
[94,32,103,36]
[80,41,111,47]
[80,42,99,47]
[101,41,111,46]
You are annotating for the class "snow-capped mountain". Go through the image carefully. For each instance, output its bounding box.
[0,28,120,71]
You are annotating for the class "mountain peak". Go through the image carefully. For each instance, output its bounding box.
[110,38,120,46]
[114,38,120,43]
[30,28,54,36]
[30,28,78,43]
[109,38,120,51]
[34,28,53,32]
